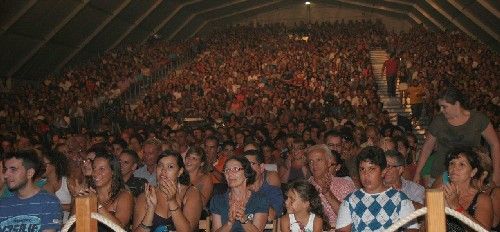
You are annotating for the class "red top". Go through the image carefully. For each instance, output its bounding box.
[384,58,398,76]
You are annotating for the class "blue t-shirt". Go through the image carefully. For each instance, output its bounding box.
[255,174,284,218]
[209,191,269,232]
[0,189,63,231]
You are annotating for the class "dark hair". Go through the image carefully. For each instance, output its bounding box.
[393,136,409,150]
[205,135,219,145]
[4,150,43,180]
[243,149,265,164]
[92,152,125,202]
[446,147,482,180]
[222,140,236,149]
[356,146,387,170]
[224,156,256,185]
[261,140,275,150]
[285,180,325,222]
[121,149,140,164]
[112,138,128,149]
[324,130,342,140]
[331,150,350,177]
[44,151,69,179]
[438,87,468,109]
[406,133,418,146]
[186,146,209,173]
[157,150,190,185]
[129,134,145,145]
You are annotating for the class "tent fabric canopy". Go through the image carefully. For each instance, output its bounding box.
[0,0,498,79]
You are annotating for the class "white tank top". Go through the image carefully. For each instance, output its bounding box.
[55,177,72,222]
[289,213,315,232]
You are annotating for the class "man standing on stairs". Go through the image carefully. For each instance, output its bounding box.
[382,52,398,97]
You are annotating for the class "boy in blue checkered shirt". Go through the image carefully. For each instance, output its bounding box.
[336,146,419,232]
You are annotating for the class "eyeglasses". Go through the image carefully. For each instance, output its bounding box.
[223,167,244,174]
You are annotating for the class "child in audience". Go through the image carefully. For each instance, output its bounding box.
[280,180,324,232]
[336,146,418,232]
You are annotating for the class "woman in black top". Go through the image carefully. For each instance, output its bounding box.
[442,148,493,231]
[133,150,202,232]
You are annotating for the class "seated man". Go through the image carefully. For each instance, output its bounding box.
[384,150,425,206]
[119,149,147,197]
[0,150,63,231]
[306,144,356,229]
[244,149,284,221]
[336,146,418,232]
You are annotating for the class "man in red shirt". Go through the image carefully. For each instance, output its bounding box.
[382,53,398,97]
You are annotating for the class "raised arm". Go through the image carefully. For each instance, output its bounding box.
[198,175,214,207]
[171,187,203,232]
[413,133,436,184]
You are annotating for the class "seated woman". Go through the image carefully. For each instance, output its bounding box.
[42,151,72,222]
[440,147,493,231]
[76,152,134,230]
[69,147,101,196]
[210,156,269,232]
[184,146,214,207]
[133,150,203,232]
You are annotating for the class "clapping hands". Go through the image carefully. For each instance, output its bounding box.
[229,201,246,224]
[144,183,157,211]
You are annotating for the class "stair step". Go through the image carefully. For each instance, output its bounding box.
[370,49,426,139]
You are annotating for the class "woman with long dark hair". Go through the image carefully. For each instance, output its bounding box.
[76,151,134,230]
[133,150,203,232]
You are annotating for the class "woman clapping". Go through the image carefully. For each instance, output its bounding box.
[133,151,202,232]
[210,156,269,232]
[442,147,493,231]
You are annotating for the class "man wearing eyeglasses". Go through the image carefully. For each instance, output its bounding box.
[384,150,424,205]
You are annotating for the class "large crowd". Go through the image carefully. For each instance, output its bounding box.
[0,38,198,134]
[0,20,499,232]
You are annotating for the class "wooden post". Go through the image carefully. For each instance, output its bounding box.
[75,195,97,232]
[426,189,446,232]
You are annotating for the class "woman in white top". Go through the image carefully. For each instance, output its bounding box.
[281,180,324,232]
[42,151,72,222]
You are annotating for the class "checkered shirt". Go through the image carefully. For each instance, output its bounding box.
[336,187,418,231]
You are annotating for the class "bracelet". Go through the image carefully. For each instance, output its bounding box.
[169,205,180,212]
[139,222,152,230]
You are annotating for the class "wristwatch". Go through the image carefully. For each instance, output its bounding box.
[241,213,254,224]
